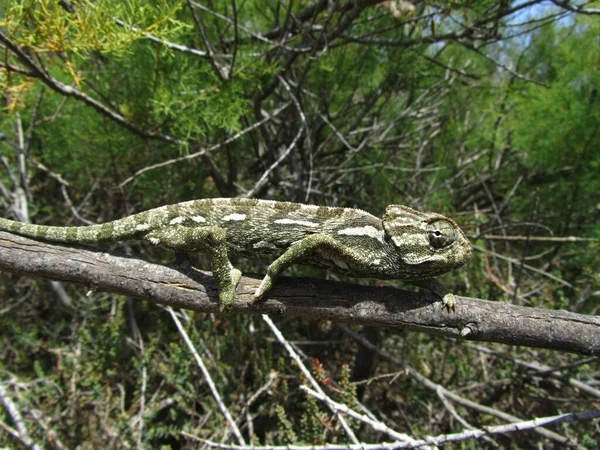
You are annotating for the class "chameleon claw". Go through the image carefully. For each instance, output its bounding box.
[253,274,273,302]
[218,268,242,311]
[218,288,236,311]
[230,268,242,286]
[442,293,458,313]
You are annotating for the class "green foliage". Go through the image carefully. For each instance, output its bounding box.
[337,364,357,406]
[1,0,187,56]
[275,405,298,444]
[150,60,251,137]
[299,394,325,444]
[1,1,599,448]
[509,20,600,184]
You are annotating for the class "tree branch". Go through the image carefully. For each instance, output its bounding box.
[0,30,184,145]
[1,231,598,355]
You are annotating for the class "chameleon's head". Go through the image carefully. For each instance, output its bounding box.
[382,205,472,279]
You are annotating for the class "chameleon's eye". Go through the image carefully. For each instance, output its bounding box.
[427,220,456,249]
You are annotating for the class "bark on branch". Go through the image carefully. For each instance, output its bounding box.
[1,231,599,355]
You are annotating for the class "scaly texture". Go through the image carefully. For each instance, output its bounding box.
[0,198,472,310]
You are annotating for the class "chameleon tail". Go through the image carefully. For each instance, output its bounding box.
[0,212,154,244]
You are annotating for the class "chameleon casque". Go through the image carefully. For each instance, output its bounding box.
[0,198,472,310]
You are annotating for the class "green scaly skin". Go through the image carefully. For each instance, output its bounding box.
[1,198,473,311]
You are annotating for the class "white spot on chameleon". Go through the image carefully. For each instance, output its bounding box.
[372,258,381,265]
[135,223,150,231]
[253,241,278,250]
[299,204,320,212]
[337,226,385,243]
[169,217,185,225]
[223,213,246,221]
[191,215,206,223]
[274,219,319,227]
[148,237,160,245]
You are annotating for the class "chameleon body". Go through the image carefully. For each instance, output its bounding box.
[0,198,472,310]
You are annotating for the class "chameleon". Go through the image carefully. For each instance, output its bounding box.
[0,198,472,310]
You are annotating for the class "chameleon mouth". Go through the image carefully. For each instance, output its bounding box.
[404,258,469,280]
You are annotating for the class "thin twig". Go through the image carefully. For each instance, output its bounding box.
[228,0,239,79]
[186,0,227,81]
[470,344,600,399]
[15,113,30,203]
[550,0,600,15]
[243,77,307,197]
[461,42,548,86]
[435,386,498,446]
[28,408,69,450]
[474,244,573,288]
[222,371,279,444]
[339,325,573,444]
[300,386,423,446]
[190,1,303,52]
[0,384,43,450]
[127,299,147,450]
[261,314,359,444]
[475,234,600,243]
[243,124,303,198]
[167,307,246,445]
[199,408,600,449]
[0,30,184,145]
[119,102,290,187]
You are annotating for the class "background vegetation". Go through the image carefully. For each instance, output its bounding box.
[0,0,599,448]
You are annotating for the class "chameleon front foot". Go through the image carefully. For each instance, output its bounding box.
[252,274,273,302]
[218,268,242,311]
[410,279,459,313]
[442,293,458,312]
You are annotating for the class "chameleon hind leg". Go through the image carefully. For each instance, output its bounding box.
[145,225,242,311]
[253,234,363,301]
